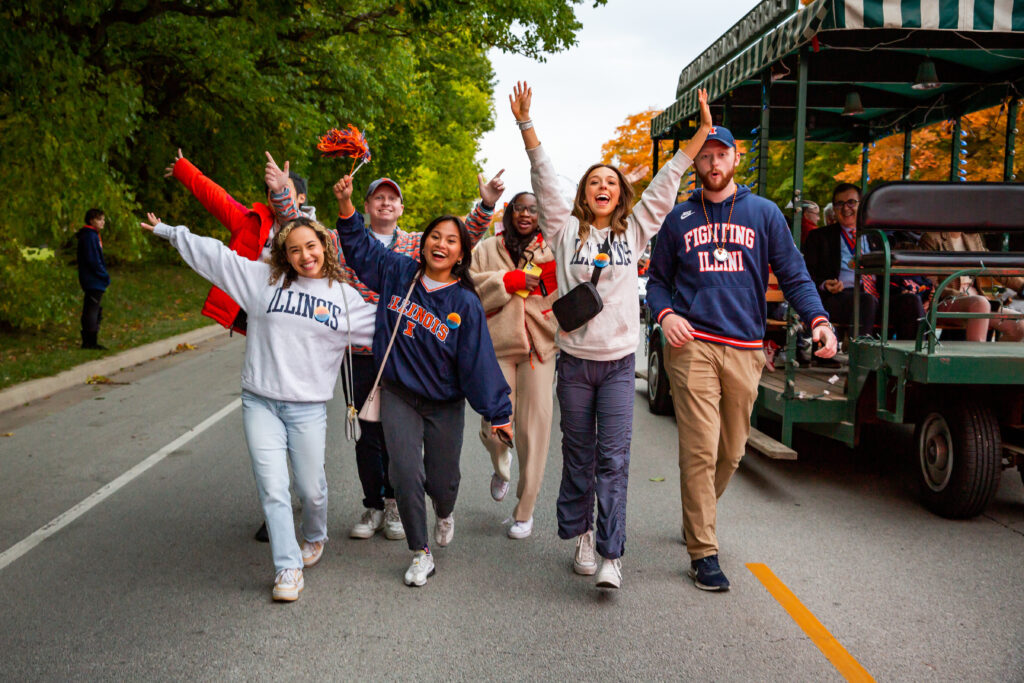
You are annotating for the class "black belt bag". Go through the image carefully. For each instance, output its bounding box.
[552,238,610,332]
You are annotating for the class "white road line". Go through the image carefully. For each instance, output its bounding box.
[0,398,241,572]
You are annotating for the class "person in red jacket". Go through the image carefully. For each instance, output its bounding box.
[166,148,308,543]
[165,149,308,334]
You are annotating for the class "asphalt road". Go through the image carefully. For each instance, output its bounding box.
[1,335,1022,681]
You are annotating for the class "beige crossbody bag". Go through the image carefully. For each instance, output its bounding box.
[358,276,418,422]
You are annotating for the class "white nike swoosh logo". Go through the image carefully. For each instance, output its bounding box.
[679,210,694,220]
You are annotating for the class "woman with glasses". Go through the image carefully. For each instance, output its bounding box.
[470,192,558,539]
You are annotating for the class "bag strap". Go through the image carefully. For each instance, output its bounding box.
[365,274,418,399]
[589,236,612,285]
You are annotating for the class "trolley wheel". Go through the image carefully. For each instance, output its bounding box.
[647,342,673,416]
[915,401,1001,519]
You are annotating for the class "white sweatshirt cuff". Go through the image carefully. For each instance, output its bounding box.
[153,222,177,239]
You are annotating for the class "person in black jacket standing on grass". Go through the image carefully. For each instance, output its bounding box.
[77,208,110,350]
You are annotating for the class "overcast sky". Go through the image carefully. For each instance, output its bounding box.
[478,0,762,199]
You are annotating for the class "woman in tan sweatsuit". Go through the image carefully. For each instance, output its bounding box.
[471,191,558,539]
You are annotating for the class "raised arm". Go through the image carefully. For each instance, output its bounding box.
[333,174,410,292]
[265,151,301,222]
[630,89,712,247]
[165,149,252,234]
[511,81,573,244]
[140,212,265,311]
[464,169,504,246]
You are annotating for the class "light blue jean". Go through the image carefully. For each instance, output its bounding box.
[241,390,328,573]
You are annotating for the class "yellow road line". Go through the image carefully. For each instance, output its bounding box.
[747,563,875,682]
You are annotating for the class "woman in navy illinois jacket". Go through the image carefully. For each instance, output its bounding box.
[333,173,513,588]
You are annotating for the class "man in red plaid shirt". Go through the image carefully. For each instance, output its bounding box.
[342,171,505,542]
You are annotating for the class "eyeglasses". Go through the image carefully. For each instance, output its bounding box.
[834,199,860,209]
[511,203,538,215]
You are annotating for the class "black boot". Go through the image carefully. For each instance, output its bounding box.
[81,331,106,350]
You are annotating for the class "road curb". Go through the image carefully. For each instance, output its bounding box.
[0,324,227,413]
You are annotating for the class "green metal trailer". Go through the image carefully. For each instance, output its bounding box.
[644,0,1024,517]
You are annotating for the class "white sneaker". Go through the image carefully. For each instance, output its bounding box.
[272,568,304,601]
[573,530,597,576]
[350,507,384,539]
[595,557,622,589]
[300,540,324,567]
[403,550,435,587]
[383,498,406,540]
[490,472,510,502]
[508,517,533,539]
[435,513,454,547]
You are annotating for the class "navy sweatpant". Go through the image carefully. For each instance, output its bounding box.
[555,352,635,559]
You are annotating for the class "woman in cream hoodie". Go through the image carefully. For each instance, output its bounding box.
[471,191,558,539]
[510,81,711,589]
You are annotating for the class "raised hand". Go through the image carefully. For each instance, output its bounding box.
[140,212,163,232]
[697,88,712,129]
[163,148,184,178]
[265,151,290,194]
[478,169,505,207]
[333,175,354,203]
[509,81,532,122]
[624,165,650,185]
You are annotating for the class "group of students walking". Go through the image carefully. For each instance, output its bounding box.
[143,81,838,601]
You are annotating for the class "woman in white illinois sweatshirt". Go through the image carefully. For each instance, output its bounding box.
[141,212,372,603]
[510,81,711,589]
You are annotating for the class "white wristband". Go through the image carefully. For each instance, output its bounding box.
[516,119,534,131]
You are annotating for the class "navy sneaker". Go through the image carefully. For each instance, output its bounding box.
[688,554,730,591]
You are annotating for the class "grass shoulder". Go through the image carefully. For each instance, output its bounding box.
[0,263,215,390]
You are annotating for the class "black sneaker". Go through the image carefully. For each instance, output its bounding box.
[688,554,730,591]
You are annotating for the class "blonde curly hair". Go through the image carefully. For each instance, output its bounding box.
[268,217,347,289]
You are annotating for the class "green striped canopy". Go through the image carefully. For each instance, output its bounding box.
[652,0,1024,142]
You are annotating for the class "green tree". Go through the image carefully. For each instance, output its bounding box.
[1,0,601,330]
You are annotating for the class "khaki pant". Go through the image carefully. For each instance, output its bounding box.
[665,340,763,561]
[480,352,556,521]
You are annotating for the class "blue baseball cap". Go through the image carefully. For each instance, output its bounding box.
[704,125,736,149]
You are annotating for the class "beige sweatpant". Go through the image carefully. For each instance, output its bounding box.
[479,351,556,521]
[665,340,764,561]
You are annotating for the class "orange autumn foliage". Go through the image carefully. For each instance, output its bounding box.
[836,102,1024,185]
[600,108,668,195]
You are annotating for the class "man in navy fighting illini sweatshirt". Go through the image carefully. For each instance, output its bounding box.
[646,126,838,593]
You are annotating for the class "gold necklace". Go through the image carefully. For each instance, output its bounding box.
[701,186,737,263]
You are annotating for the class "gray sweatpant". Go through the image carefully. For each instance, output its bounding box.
[381,382,465,552]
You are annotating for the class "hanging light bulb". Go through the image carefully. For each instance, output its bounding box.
[842,91,865,116]
[912,59,941,90]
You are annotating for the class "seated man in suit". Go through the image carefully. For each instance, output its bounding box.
[804,183,925,340]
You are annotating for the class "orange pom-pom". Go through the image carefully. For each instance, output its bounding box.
[316,124,371,162]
